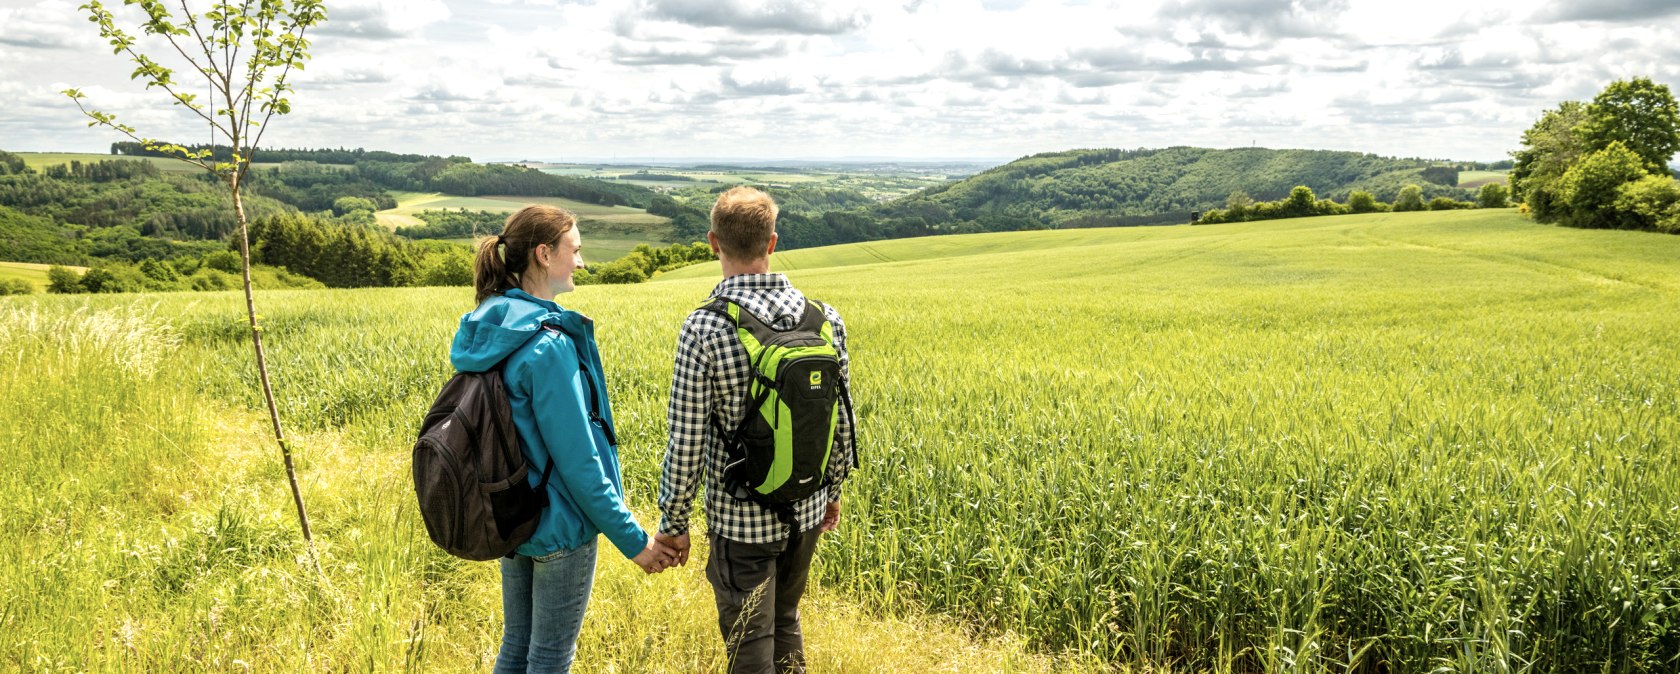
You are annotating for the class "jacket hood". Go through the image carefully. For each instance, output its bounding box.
[450,289,589,372]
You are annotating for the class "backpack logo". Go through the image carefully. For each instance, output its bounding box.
[808,371,823,388]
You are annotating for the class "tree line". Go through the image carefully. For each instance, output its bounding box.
[1196,183,1508,225]
[394,209,506,240]
[111,141,454,165]
[42,251,322,294]
[41,211,474,294]
[575,242,716,285]
[705,147,1486,250]
[0,152,288,261]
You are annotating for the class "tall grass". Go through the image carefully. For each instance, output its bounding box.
[1,209,1676,671]
[0,297,1083,671]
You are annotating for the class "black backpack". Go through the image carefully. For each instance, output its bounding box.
[702,298,856,518]
[412,349,553,561]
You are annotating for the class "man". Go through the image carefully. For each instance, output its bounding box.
[656,186,856,674]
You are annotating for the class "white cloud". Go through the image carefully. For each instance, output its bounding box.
[637,0,871,35]
[0,0,100,50]
[4,0,1680,162]
[314,0,451,39]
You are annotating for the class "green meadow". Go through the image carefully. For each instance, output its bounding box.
[0,261,85,291]
[532,163,953,202]
[1457,170,1510,189]
[2,209,1677,671]
[376,191,673,263]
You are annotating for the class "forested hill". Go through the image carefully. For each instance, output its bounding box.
[868,146,1479,231]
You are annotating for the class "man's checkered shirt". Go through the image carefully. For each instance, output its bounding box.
[658,273,854,544]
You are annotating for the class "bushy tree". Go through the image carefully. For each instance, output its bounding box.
[0,278,34,295]
[1394,185,1426,212]
[0,150,30,175]
[1478,183,1510,208]
[1614,174,1680,233]
[1225,190,1254,216]
[1511,101,1590,219]
[417,246,473,286]
[1578,77,1680,175]
[331,196,377,216]
[592,256,649,284]
[1314,198,1350,216]
[77,267,121,293]
[46,266,83,293]
[1347,190,1379,213]
[1282,186,1317,216]
[1556,141,1649,229]
[203,250,244,274]
[139,258,178,282]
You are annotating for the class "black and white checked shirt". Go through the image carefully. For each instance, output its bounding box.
[658,273,855,543]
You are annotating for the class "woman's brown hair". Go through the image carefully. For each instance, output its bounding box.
[473,204,577,304]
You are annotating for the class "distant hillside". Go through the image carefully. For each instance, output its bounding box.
[769,147,1482,250]
[0,146,663,267]
[877,147,1476,229]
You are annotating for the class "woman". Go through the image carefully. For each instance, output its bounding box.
[448,204,674,673]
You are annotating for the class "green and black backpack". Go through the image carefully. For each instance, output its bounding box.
[701,297,857,517]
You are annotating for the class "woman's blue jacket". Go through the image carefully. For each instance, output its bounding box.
[448,289,647,560]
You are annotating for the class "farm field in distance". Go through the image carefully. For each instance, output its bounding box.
[3,208,1675,671]
[521,160,984,201]
[1457,169,1510,188]
[376,191,675,263]
[0,261,85,291]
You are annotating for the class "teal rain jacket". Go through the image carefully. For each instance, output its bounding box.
[448,289,649,560]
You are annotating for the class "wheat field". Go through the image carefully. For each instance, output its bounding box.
[2,209,1676,672]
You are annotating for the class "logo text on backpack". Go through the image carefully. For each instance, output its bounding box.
[808,371,823,388]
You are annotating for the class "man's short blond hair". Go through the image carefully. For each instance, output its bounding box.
[710,186,778,260]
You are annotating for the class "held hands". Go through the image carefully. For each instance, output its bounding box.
[633,535,686,574]
[654,532,690,567]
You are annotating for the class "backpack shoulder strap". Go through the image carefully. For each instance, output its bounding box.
[802,297,856,467]
[699,296,778,336]
[795,298,830,334]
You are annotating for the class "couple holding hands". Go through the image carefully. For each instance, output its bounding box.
[448,187,856,674]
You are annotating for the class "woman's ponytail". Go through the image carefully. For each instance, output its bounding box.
[472,235,511,304]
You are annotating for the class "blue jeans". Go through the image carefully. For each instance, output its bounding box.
[494,538,598,674]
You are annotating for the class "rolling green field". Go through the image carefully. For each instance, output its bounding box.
[378,192,674,262]
[3,209,1677,671]
[659,227,1176,280]
[0,261,88,291]
[1458,170,1510,189]
[531,163,957,201]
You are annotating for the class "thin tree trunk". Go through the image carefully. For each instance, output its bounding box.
[231,174,315,545]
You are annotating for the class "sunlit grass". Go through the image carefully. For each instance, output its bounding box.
[2,209,1677,671]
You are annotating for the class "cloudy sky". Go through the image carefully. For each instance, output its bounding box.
[3,0,1678,163]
